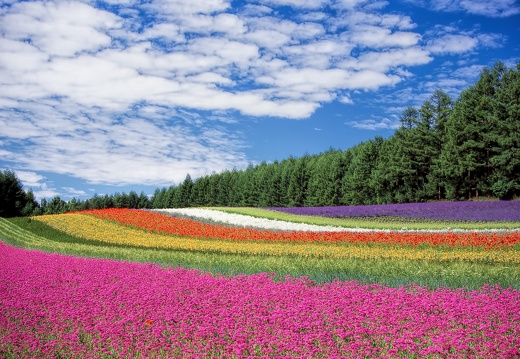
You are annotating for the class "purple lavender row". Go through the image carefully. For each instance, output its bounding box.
[1,242,519,358]
[268,200,520,221]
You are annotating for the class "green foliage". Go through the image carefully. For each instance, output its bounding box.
[287,155,310,207]
[441,61,520,200]
[0,170,39,217]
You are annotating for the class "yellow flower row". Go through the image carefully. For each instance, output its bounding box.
[34,214,520,264]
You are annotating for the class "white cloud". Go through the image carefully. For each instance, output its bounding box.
[0,0,475,187]
[476,33,505,48]
[246,16,325,41]
[173,13,247,37]
[15,170,45,188]
[187,37,259,68]
[348,25,420,48]
[11,170,61,200]
[332,10,416,31]
[62,187,88,198]
[404,0,520,17]
[241,4,273,15]
[459,0,520,17]
[2,100,250,186]
[423,78,468,94]
[148,0,231,16]
[343,70,401,89]
[299,12,329,21]
[245,30,291,49]
[334,0,372,10]
[339,94,354,104]
[427,34,478,54]
[0,1,120,57]
[348,117,400,130]
[451,64,485,79]
[257,0,329,9]
[352,47,433,72]
[140,23,185,43]
[34,187,61,201]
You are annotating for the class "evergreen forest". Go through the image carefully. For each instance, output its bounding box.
[1,61,519,216]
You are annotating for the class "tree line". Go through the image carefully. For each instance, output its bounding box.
[153,61,519,207]
[1,61,518,217]
[0,173,152,217]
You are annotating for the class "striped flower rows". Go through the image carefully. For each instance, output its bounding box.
[77,209,520,249]
[153,207,518,232]
[33,210,520,263]
[82,208,520,248]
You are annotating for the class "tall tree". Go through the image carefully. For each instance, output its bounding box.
[0,170,34,217]
[400,106,419,129]
[237,164,258,206]
[151,187,168,208]
[44,196,67,214]
[172,174,194,207]
[21,189,40,216]
[420,89,453,199]
[488,61,520,199]
[342,139,382,205]
[287,155,310,207]
[441,63,508,199]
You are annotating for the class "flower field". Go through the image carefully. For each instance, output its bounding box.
[267,200,520,222]
[1,203,520,358]
[21,211,520,264]
[1,242,520,359]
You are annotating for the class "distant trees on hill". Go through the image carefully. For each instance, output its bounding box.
[1,61,518,217]
[0,171,151,216]
[156,61,519,207]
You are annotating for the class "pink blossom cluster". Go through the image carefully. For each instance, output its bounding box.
[1,242,519,358]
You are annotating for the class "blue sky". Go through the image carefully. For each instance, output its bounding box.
[1,0,519,201]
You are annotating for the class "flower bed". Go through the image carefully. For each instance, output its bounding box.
[1,242,519,359]
[267,200,520,221]
[74,208,520,249]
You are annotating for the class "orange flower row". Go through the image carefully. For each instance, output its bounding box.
[81,208,520,249]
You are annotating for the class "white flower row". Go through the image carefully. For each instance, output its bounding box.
[151,208,513,233]
[152,208,352,232]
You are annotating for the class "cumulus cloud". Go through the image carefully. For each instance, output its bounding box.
[404,0,520,17]
[1,0,492,188]
[459,0,520,17]
[1,1,120,56]
[427,34,478,54]
[348,117,400,130]
[424,25,504,55]
[12,170,62,200]
[257,0,329,9]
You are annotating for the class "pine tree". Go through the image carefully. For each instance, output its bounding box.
[488,61,520,198]
[287,155,310,207]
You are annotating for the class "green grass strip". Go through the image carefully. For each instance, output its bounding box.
[7,217,153,250]
[210,207,520,230]
[1,217,518,290]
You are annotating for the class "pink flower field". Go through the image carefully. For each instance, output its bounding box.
[1,242,519,358]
